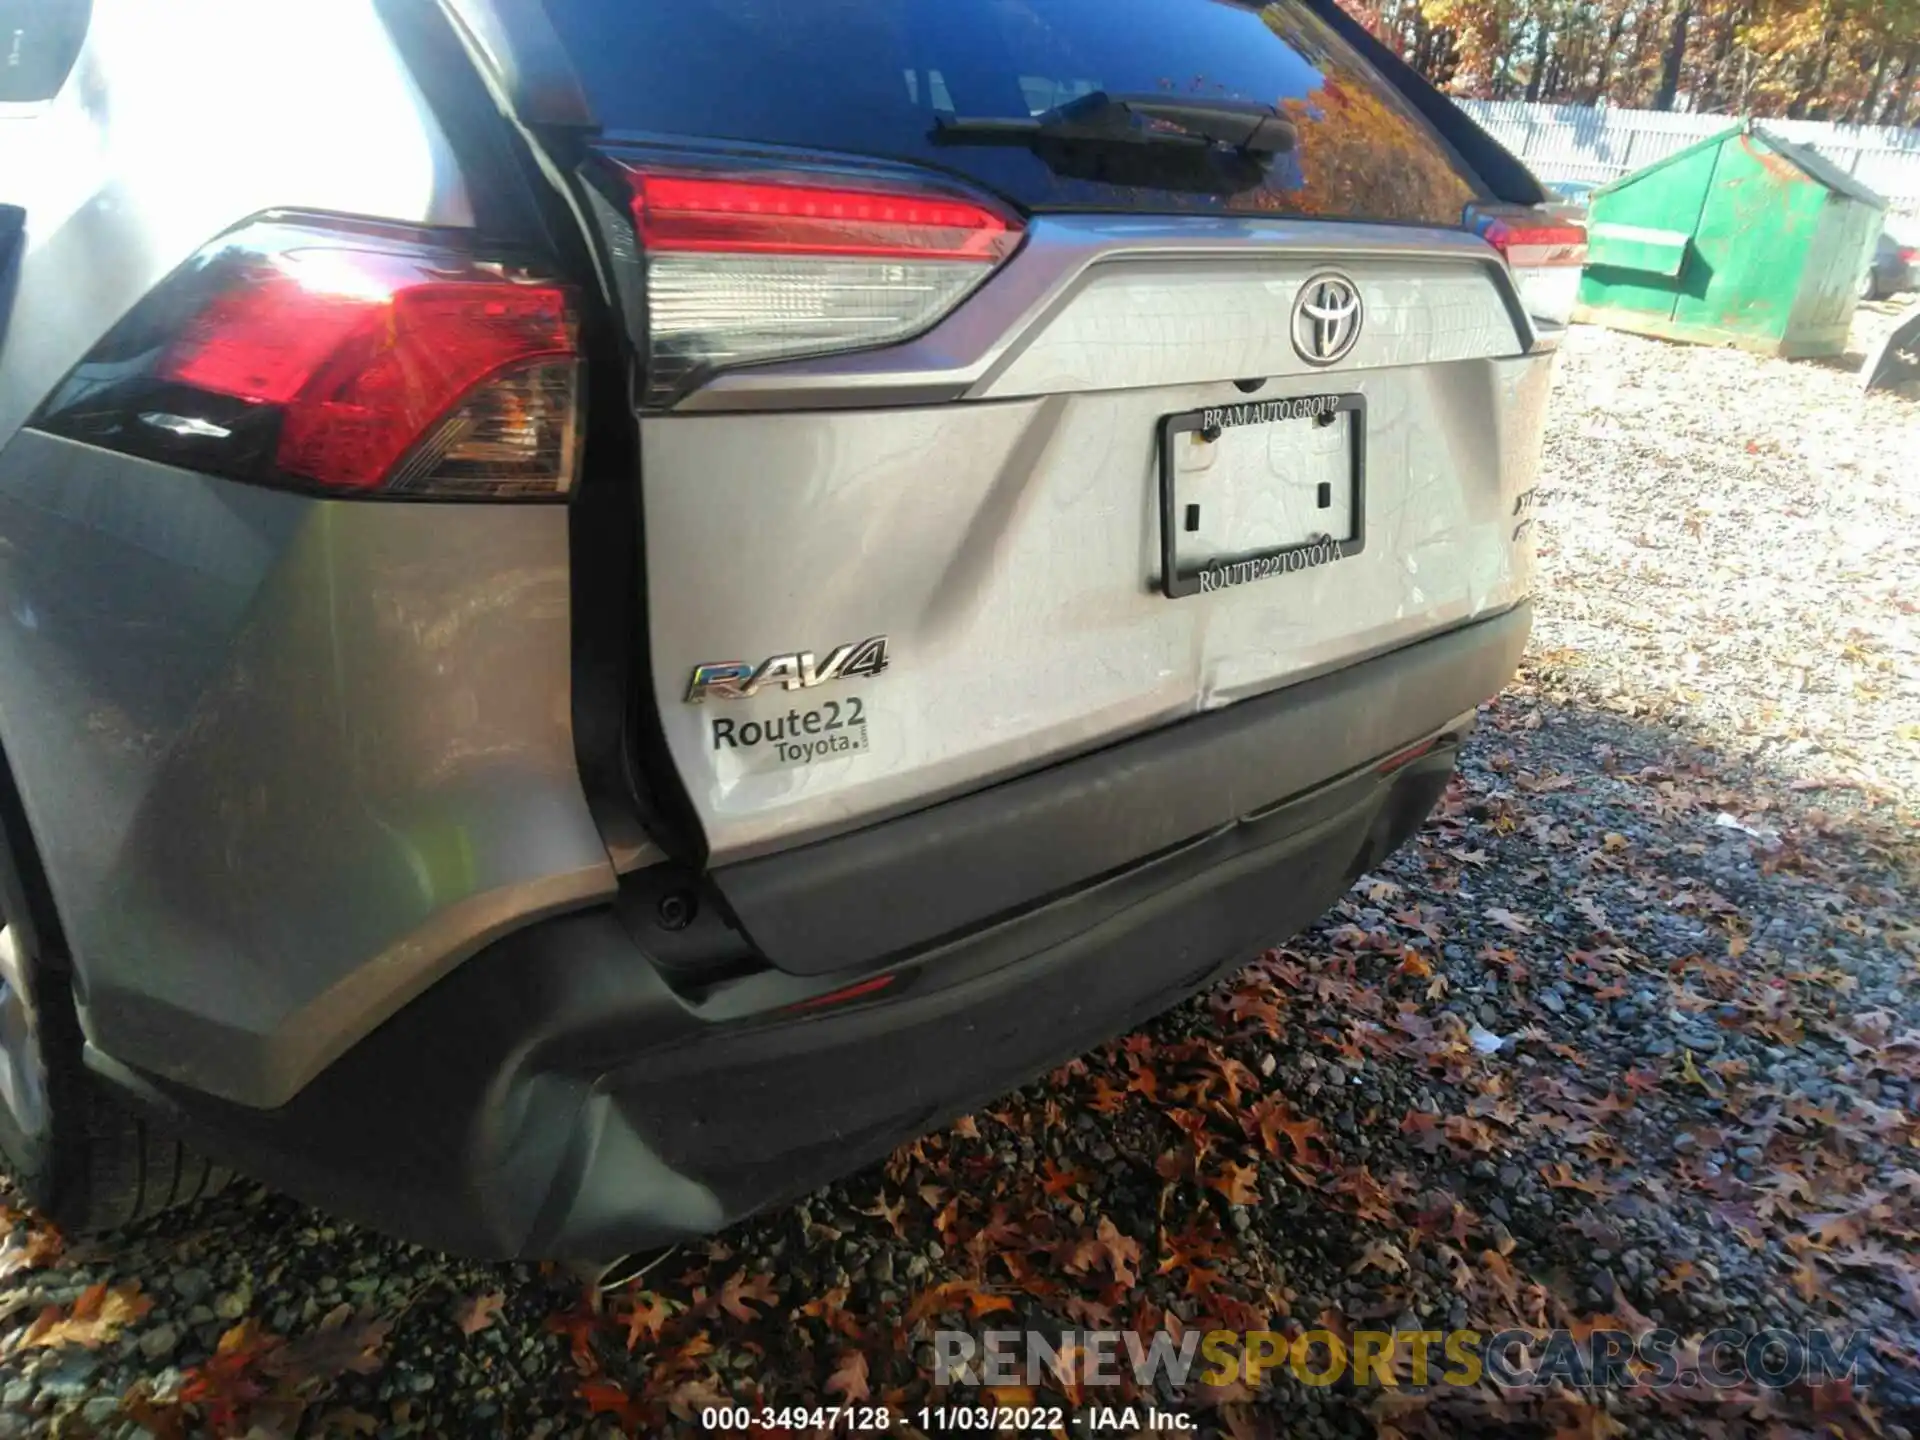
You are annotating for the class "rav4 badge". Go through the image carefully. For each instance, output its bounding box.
[685,636,890,703]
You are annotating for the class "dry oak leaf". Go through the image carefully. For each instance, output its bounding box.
[453,1289,506,1337]
[1539,1161,1610,1197]
[0,1224,62,1281]
[1067,1215,1145,1288]
[1250,1097,1325,1165]
[906,1279,1014,1324]
[1349,1238,1410,1276]
[1205,1161,1262,1209]
[20,1281,152,1350]
[620,1291,676,1350]
[717,1269,779,1323]
[1486,907,1534,935]
[265,1304,391,1385]
[825,1349,871,1403]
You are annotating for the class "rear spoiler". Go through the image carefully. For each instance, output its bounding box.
[1297,0,1548,207]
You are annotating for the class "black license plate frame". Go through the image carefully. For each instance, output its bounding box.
[1157,392,1368,599]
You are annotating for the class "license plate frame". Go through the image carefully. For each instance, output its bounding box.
[1157,392,1368,599]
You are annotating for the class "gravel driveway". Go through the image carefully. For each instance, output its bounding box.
[1,311,1916,1439]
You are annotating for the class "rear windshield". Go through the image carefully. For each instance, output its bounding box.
[542,0,1483,225]
[0,0,90,104]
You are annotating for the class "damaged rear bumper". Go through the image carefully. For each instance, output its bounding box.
[87,602,1527,1259]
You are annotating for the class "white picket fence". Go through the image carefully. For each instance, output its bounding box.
[1455,99,1920,217]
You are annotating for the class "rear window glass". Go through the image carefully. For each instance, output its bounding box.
[542,0,1482,225]
[0,0,89,105]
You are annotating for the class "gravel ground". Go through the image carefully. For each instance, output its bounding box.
[1,308,1916,1439]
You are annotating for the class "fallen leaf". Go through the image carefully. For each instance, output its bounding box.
[1205,1161,1261,1209]
[717,1270,779,1323]
[825,1349,871,1403]
[453,1290,506,1337]
[859,1192,907,1237]
[0,1225,62,1281]
[1066,1215,1145,1286]
[1486,906,1534,935]
[620,1291,675,1350]
[907,1279,1014,1324]
[21,1282,152,1350]
[1539,1162,1610,1198]
[265,1305,391,1384]
[1349,1239,1409,1276]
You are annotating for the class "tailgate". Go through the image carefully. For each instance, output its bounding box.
[465,0,1554,866]
[639,225,1551,862]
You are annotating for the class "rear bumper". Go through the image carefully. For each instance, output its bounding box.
[91,601,1527,1259]
[716,599,1532,974]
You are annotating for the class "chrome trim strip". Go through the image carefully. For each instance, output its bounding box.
[669,216,1532,413]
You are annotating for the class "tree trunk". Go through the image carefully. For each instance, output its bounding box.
[1589,11,1626,102]
[1883,47,1917,126]
[1495,3,1518,100]
[1525,16,1551,101]
[1625,10,1655,104]
[1653,0,1691,110]
[1788,18,1838,119]
[1702,3,1740,112]
[1857,50,1892,123]
[1589,7,1620,101]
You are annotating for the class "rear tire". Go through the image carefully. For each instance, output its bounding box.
[0,923,229,1232]
[1859,267,1881,302]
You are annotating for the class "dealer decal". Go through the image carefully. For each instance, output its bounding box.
[711,699,869,769]
[1197,535,1343,593]
[1200,394,1340,430]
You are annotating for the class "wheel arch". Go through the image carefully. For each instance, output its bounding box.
[0,728,71,978]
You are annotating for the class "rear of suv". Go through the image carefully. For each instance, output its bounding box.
[0,0,1571,1260]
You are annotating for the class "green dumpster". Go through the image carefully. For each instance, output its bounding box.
[1573,120,1886,358]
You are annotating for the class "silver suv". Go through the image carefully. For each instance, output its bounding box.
[0,0,1572,1260]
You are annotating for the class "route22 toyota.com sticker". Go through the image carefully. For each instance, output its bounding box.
[709,698,869,771]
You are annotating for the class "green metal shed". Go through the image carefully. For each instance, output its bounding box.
[1573,120,1886,358]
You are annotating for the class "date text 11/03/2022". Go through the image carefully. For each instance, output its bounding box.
[697,1405,1194,1432]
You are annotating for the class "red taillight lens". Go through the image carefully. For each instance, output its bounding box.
[1473,216,1588,269]
[614,162,1024,405]
[1899,246,1918,265]
[633,173,1019,262]
[32,219,582,499]
[1466,203,1588,328]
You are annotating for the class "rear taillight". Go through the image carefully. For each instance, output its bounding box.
[1467,203,1587,328]
[1899,246,1918,265]
[31,218,582,499]
[614,165,1023,405]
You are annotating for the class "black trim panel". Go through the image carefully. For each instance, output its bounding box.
[712,601,1530,975]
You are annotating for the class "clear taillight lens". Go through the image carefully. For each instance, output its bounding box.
[386,359,581,498]
[31,217,582,500]
[1467,203,1588,328]
[617,167,1024,405]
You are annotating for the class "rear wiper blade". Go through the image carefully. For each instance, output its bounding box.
[933,90,1297,158]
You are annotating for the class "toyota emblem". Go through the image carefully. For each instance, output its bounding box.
[1290,272,1363,366]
